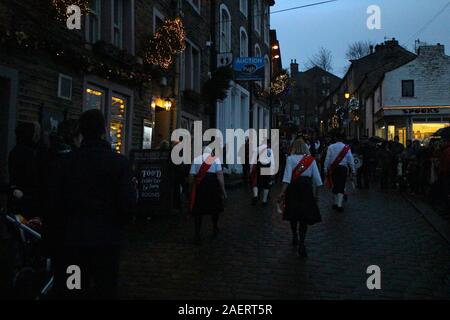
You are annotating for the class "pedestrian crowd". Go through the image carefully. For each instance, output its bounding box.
[1,110,449,300]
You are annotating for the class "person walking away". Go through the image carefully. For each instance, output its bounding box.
[42,120,82,258]
[377,142,392,190]
[50,110,136,299]
[8,122,41,219]
[278,139,322,258]
[189,147,227,244]
[324,132,355,212]
[250,141,274,206]
[391,136,405,189]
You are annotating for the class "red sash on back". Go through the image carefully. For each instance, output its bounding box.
[278,155,315,215]
[190,156,215,212]
[250,147,268,188]
[325,145,350,189]
[292,155,315,183]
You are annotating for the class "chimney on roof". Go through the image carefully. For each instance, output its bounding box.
[290,59,299,77]
[417,43,445,57]
[369,45,374,54]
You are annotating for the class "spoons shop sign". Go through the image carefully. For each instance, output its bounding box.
[402,108,440,115]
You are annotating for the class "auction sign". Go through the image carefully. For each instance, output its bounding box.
[233,57,265,81]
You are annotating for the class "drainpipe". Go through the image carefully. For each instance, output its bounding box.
[209,0,217,128]
[171,0,183,138]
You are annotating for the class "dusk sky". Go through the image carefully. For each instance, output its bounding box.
[271,0,450,77]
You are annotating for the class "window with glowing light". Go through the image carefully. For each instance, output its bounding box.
[111,95,127,154]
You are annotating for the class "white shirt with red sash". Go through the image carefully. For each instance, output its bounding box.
[283,155,323,187]
[190,154,223,175]
[324,142,356,175]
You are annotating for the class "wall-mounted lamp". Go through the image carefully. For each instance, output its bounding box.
[272,45,279,50]
[164,99,172,111]
[344,92,351,100]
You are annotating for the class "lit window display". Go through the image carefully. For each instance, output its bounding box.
[412,123,450,141]
[85,88,104,111]
[111,96,127,154]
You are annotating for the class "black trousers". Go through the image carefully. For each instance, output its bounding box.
[53,246,120,300]
[332,166,348,194]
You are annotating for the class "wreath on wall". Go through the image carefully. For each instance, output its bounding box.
[142,18,186,69]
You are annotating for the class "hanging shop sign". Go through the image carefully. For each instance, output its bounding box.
[233,57,265,81]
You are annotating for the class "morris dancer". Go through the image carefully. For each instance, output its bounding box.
[278,139,323,258]
[189,147,227,244]
[324,132,355,212]
[250,142,273,206]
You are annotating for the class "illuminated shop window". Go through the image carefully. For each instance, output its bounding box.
[111,96,127,154]
[85,88,105,111]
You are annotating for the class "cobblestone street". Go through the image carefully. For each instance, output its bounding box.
[119,186,450,300]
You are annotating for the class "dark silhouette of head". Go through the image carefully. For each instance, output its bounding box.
[15,122,37,146]
[57,119,80,146]
[79,109,106,140]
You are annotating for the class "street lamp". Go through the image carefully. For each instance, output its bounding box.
[344,92,351,100]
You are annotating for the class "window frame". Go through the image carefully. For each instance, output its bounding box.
[187,0,201,14]
[402,80,415,97]
[240,0,248,17]
[240,27,249,57]
[58,74,73,101]
[87,0,101,44]
[113,0,124,49]
[219,4,232,53]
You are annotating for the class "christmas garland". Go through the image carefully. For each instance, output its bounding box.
[51,0,92,21]
[142,18,186,69]
[0,25,160,87]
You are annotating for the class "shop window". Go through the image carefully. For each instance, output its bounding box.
[85,87,105,111]
[413,123,450,141]
[402,80,414,97]
[110,95,127,154]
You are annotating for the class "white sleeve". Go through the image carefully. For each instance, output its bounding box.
[324,146,332,174]
[282,158,293,184]
[311,161,323,187]
[189,164,197,175]
[347,150,356,174]
[214,158,223,172]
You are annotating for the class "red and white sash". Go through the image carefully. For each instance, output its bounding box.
[190,155,216,212]
[325,145,350,189]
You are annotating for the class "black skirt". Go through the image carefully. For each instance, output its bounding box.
[192,173,224,216]
[283,176,322,226]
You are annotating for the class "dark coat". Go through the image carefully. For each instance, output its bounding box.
[49,139,136,248]
[8,143,40,218]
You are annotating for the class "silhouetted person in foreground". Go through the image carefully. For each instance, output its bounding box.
[50,110,136,299]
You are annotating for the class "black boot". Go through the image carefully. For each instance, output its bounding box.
[251,197,258,206]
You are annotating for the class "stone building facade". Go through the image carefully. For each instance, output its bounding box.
[366,44,450,142]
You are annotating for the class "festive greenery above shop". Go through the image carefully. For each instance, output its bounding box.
[142,18,186,69]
